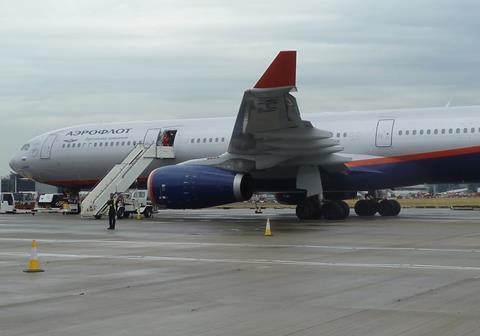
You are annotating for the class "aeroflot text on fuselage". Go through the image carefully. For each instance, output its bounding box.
[66,128,133,136]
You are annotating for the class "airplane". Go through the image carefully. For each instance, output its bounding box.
[9,50,480,220]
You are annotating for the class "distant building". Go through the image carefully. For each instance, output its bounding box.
[1,174,58,194]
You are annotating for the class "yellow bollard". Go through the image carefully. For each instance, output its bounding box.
[23,240,44,273]
[264,218,272,236]
[136,208,142,220]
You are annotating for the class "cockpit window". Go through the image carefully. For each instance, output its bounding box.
[21,144,30,151]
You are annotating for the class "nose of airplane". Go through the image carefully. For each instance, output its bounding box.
[9,156,20,173]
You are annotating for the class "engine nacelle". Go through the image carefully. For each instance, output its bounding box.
[148,165,253,209]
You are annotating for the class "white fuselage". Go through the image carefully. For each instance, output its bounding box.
[10,106,480,189]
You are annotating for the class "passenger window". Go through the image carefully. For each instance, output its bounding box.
[196,138,200,143]
[203,138,206,143]
[190,139,194,143]
[94,143,97,147]
[471,128,475,133]
[221,137,225,142]
[343,132,347,138]
[116,142,119,146]
[67,144,71,148]
[336,132,340,138]
[427,129,431,135]
[412,130,417,135]
[434,129,438,134]
[449,129,453,134]
[405,130,410,135]
[209,138,212,142]
[441,129,445,134]
[398,130,402,136]
[62,144,65,148]
[121,141,125,146]
[456,128,460,134]
[111,142,114,146]
[419,130,424,135]
[133,141,136,146]
[463,128,468,133]
[215,138,219,142]
[99,142,103,147]
[127,141,130,146]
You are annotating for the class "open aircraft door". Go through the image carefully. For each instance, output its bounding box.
[375,119,395,147]
[143,128,161,147]
[40,134,57,159]
[143,128,177,158]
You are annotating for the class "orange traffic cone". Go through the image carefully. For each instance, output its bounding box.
[23,240,44,273]
[264,218,272,236]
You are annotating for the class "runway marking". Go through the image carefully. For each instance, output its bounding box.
[2,251,480,272]
[1,237,480,254]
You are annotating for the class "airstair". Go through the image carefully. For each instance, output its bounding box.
[80,144,174,218]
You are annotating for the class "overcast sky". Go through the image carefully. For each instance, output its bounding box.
[2,0,480,176]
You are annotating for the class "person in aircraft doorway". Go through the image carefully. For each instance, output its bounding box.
[107,193,118,230]
[161,132,170,146]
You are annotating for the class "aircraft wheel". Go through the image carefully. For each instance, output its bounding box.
[388,199,401,216]
[295,200,311,220]
[323,201,348,220]
[378,200,401,216]
[340,200,350,218]
[143,207,153,218]
[378,200,394,216]
[354,200,377,216]
[296,198,322,220]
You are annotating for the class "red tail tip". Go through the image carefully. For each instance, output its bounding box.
[254,51,296,89]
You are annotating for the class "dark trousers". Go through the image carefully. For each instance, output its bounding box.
[108,212,116,229]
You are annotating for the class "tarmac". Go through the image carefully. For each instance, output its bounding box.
[2,208,480,335]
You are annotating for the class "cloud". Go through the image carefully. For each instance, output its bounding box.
[2,1,480,175]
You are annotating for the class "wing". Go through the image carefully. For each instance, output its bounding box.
[183,51,351,173]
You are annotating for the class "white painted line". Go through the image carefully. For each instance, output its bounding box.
[1,237,480,255]
[1,251,480,271]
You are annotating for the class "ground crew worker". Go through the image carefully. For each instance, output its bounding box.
[253,194,263,214]
[107,194,118,230]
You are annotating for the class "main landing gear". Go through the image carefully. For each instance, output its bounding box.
[296,197,350,220]
[354,199,401,217]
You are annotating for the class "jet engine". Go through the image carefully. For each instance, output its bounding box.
[148,165,253,209]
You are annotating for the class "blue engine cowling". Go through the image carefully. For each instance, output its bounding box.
[148,165,253,209]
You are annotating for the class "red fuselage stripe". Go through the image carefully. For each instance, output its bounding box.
[346,145,480,168]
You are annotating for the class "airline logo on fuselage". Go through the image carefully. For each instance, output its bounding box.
[66,128,133,136]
